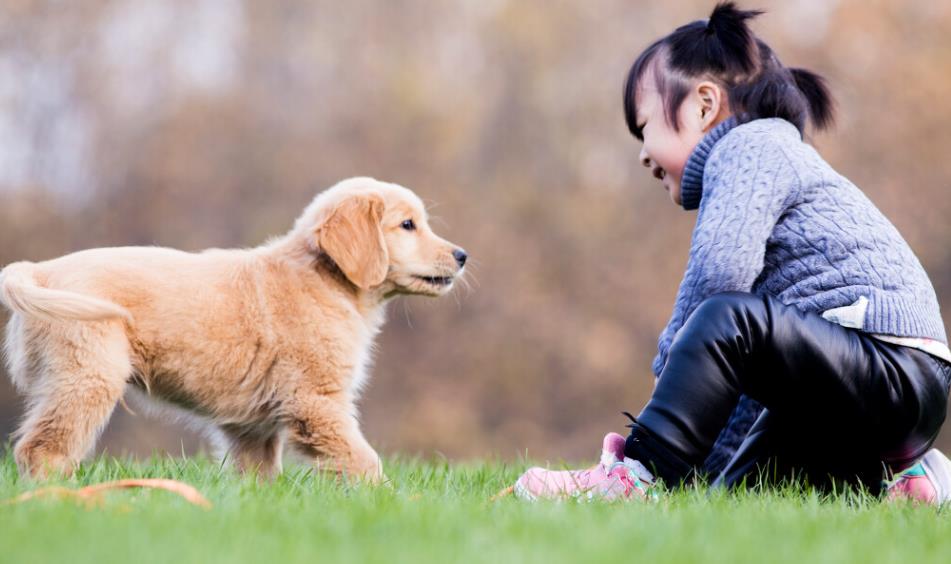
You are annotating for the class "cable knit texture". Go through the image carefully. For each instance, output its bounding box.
[654,117,949,475]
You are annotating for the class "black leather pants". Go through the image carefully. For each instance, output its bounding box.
[624,292,951,493]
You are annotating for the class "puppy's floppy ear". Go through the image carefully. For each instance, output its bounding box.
[317,193,389,289]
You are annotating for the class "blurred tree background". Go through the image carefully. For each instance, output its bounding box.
[1,0,950,462]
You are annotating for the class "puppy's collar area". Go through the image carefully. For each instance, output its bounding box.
[314,252,361,294]
[315,251,402,302]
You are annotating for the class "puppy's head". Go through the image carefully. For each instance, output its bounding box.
[300,177,466,296]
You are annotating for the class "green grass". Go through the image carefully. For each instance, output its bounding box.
[1,452,950,564]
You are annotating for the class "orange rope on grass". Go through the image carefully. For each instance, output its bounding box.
[1,479,213,509]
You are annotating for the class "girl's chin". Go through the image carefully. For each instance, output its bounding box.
[667,184,682,205]
[658,179,681,204]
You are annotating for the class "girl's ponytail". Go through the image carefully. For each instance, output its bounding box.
[789,67,835,130]
[668,2,761,77]
[702,2,762,75]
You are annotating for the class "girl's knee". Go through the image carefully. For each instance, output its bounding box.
[668,292,773,358]
[688,292,766,327]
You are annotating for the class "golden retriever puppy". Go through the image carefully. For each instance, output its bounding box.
[0,177,466,481]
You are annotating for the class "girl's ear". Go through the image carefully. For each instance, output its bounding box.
[696,81,727,132]
[316,194,389,289]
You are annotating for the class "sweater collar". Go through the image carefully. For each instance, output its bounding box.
[679,116,740,210]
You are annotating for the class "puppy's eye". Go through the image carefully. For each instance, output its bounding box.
[401,219,416,231]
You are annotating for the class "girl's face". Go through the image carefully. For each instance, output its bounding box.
[634,72,724,206]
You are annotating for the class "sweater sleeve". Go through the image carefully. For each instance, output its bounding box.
[652,131,800,377]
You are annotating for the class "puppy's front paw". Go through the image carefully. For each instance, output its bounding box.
[353,453,384,484]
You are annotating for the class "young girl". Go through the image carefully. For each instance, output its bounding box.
[513,2,951,503]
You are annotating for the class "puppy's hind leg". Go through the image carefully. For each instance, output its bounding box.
[13,321,131,479]
[220,425,284,479]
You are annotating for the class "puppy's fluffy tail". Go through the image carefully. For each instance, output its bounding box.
[0,262,132,323]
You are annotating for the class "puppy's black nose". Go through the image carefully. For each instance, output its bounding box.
[452,248,468,268]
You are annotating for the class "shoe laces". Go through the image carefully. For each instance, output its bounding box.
[607,458,657,499]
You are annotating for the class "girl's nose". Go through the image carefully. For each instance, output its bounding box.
[639,147,651,168]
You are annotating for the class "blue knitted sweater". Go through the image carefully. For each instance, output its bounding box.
[654,117,948,474]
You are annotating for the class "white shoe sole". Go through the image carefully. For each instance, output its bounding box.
[921,448,951,504]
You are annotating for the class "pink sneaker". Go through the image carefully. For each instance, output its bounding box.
[886,449,951,505]
[513,432,655,501]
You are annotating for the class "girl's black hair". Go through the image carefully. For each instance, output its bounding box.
[623,2,834,140]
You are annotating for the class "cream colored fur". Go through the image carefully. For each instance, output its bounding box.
[0,177,465,480]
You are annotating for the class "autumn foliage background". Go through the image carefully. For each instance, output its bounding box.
[2,0,950,462]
